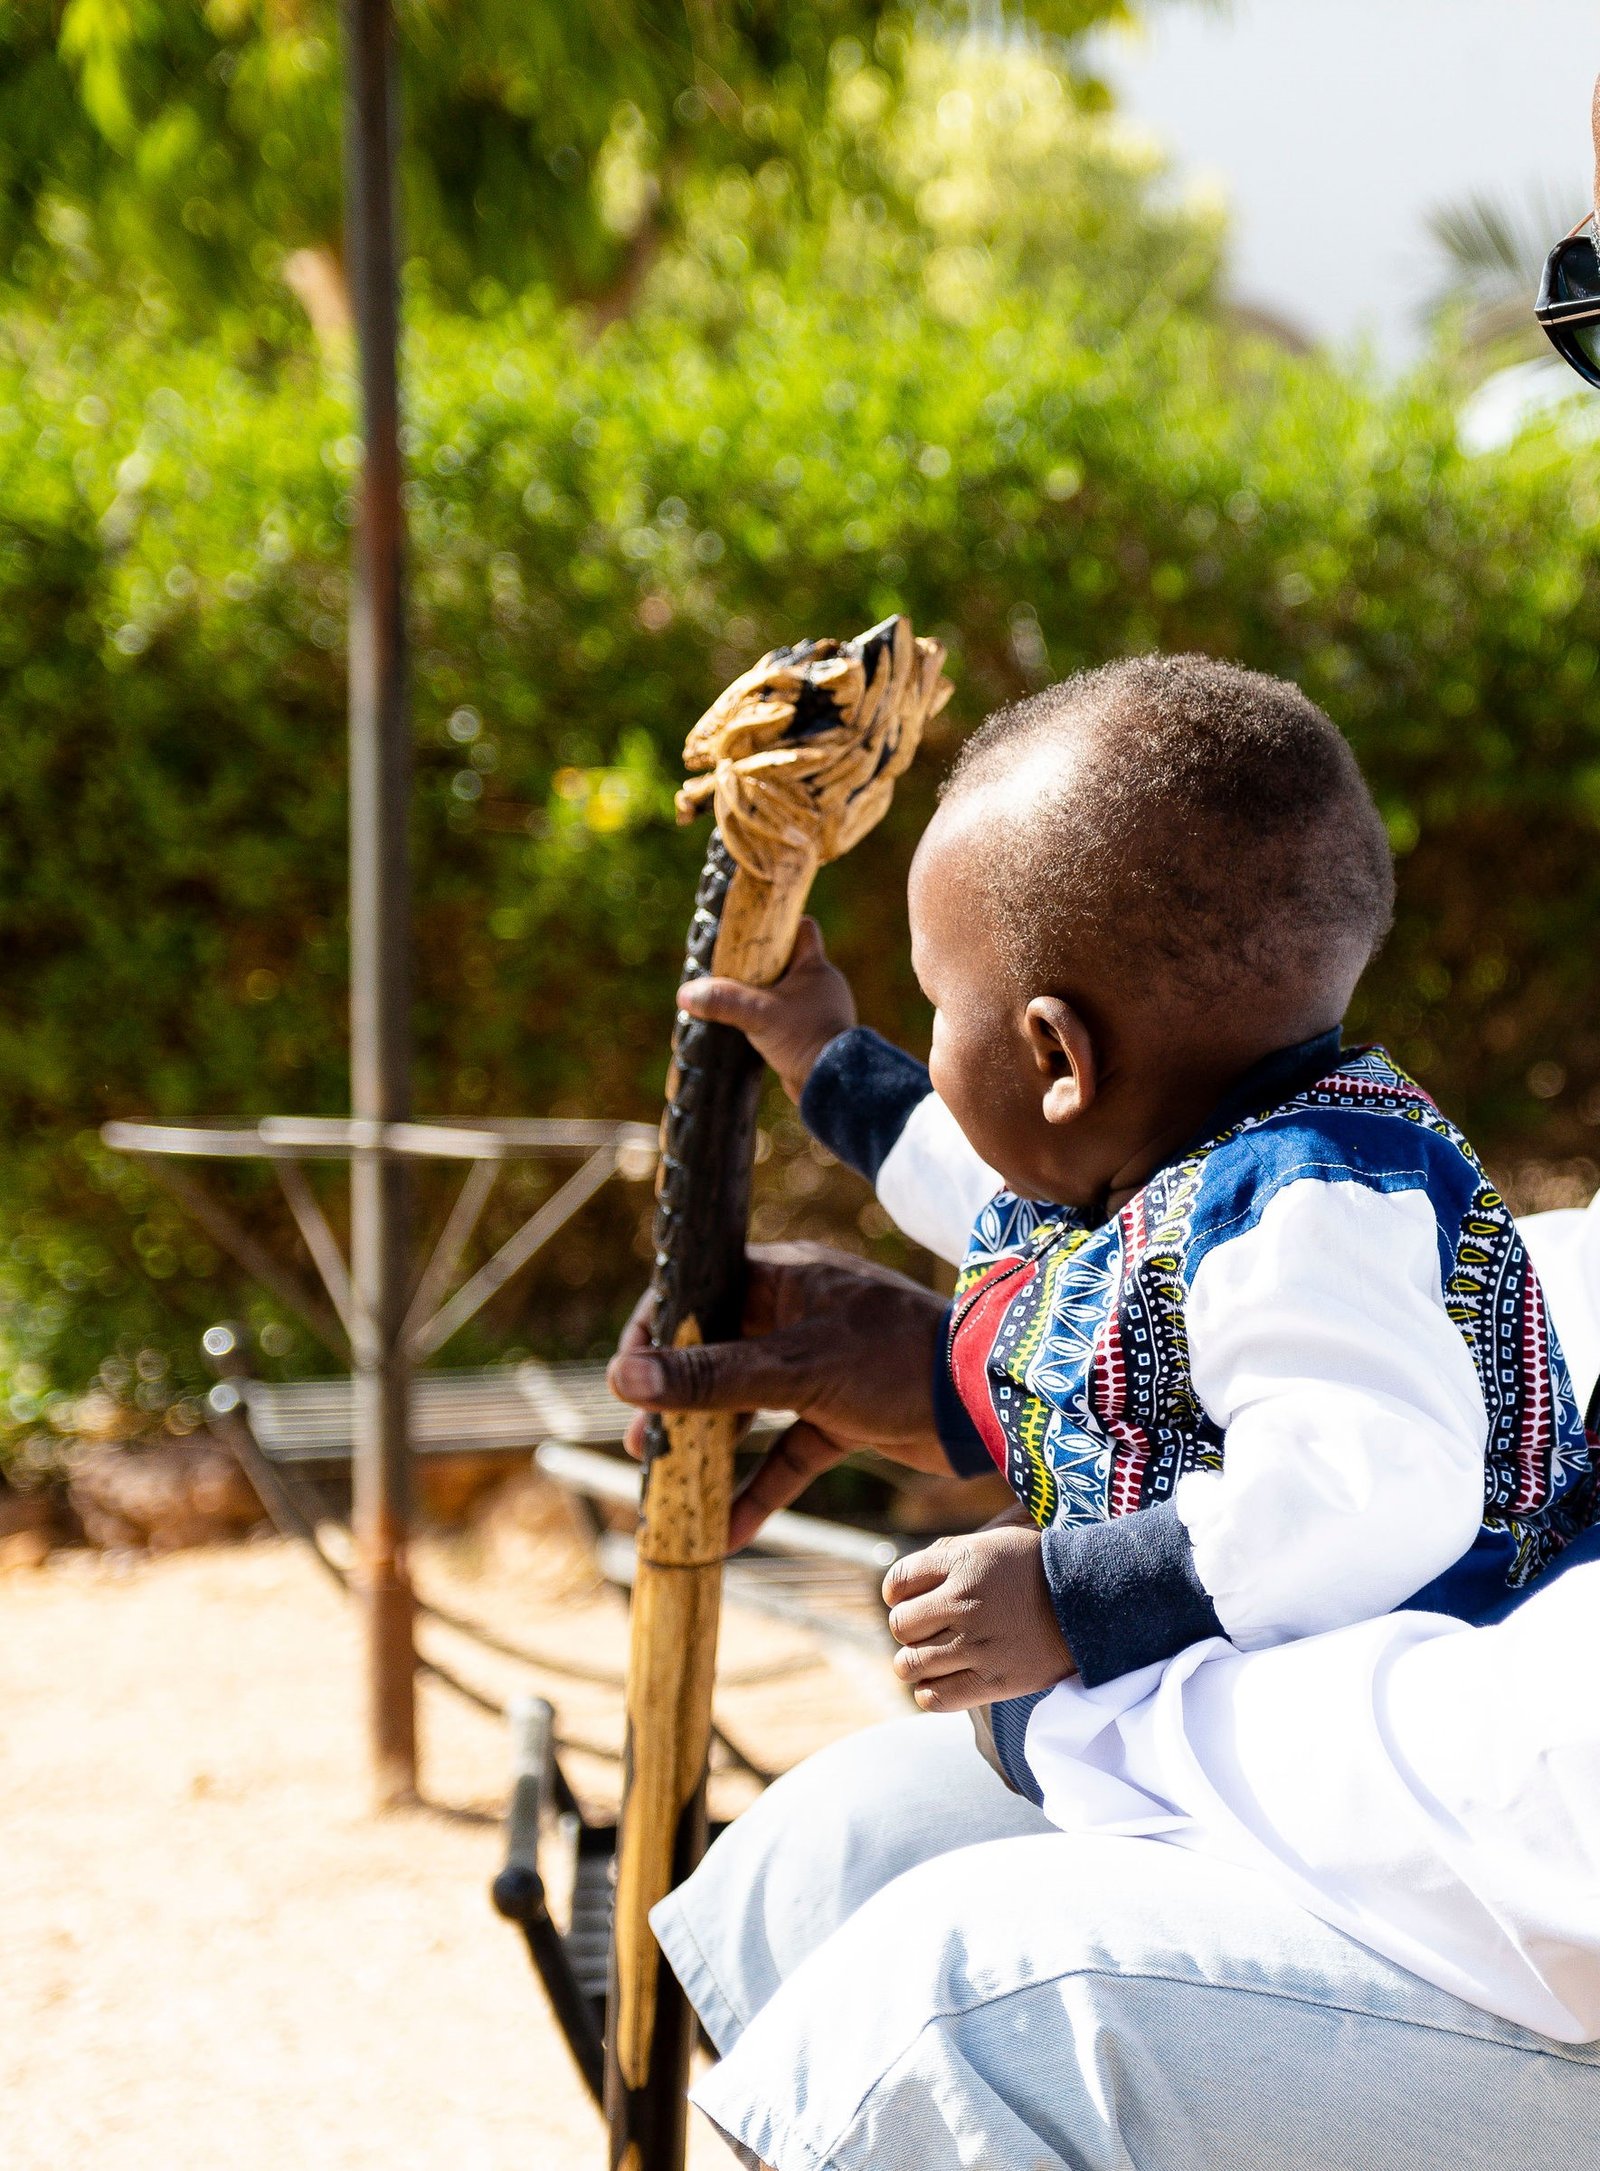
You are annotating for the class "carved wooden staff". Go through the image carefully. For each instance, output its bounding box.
[605,615,952,2171]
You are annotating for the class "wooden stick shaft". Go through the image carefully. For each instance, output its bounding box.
[605,843,813,2171]
[603,612,943,2170]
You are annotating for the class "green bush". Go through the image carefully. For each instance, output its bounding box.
[2,103,1600,1449]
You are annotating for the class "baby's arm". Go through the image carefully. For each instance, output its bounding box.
[1051,1178,1487,1685]
[679,916,1000,1265]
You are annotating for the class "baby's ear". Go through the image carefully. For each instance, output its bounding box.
[1024,997,1097,1126]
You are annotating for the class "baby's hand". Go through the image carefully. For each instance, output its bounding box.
[676,917,856,1103]
[883,1522,1077,1712]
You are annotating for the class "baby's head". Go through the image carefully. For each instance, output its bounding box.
[909,653,1394,1210]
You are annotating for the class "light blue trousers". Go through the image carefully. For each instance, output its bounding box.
[652,1716,1600,2170]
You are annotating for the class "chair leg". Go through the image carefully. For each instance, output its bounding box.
[494,1697,609,2102]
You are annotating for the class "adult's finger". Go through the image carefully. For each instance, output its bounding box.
[726,1420,846,1551]
[616,1284,654,1357]
[614,1288,656,1460]
[612,1263,781,1385]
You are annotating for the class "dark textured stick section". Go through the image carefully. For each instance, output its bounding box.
[645,830,765,1424]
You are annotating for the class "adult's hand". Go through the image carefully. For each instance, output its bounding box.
[607,1241,951,1550]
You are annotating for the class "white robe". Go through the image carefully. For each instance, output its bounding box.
[1025,1562,1600,2041]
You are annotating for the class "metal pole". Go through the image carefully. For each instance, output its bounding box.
[341,0,416,1805]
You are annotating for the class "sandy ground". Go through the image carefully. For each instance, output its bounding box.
[0,1489,896,2170]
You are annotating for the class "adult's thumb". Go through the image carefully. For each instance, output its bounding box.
[607,1333,792,1414]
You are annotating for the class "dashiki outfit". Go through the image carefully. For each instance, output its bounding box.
[801,1027,1599,1798]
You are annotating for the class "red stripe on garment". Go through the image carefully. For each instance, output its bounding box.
[949,1257,1038,1477]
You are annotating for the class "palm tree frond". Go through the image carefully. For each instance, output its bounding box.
[1424,182,1578,358]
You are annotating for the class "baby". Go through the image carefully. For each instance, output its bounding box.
[673,653,1598,1798]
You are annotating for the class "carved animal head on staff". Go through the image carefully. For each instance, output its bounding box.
[676,614,953,884]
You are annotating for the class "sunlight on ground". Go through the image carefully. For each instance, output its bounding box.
[0,1507,893,2170]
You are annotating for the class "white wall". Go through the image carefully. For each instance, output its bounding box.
[1088,0,1600,359]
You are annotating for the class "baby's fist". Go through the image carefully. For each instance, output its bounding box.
[883,1523,1077,1712]
[675,917,855,1104]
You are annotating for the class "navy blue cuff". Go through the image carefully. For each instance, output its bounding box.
[1040,1505,1223,1687]
[799,1027,932,1183]
[931,1304,990,1476]
[986,1690,1047,1805]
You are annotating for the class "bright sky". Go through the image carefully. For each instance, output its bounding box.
[1087,0,1600,360]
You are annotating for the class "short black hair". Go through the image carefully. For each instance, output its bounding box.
[941,653,1395,1009]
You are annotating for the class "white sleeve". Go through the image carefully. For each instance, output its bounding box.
[873,1093,1002,1267]
[1177,1178,1488,1651]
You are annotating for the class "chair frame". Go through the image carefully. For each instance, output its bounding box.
[101,1114,659,1368]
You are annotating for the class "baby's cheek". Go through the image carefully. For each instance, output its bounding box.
[934,1064,1024,1178]
[928,1026,985,1137]
[926,1016,953,1101]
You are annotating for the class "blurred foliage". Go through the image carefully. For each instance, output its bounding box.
[0,0,1153,327]
[1,29,1599,1463]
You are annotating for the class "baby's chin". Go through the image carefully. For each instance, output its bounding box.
[972,1143,1081,1212]
[1013,1182,1084,1214]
